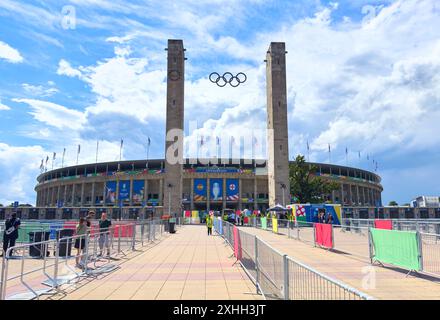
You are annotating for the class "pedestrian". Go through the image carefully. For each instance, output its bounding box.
[2,212,21,257]
[74,217,87,268]
[206,212,213,236]
[98,212,112,256]
[86,210,95,228]
[326,214,334,225]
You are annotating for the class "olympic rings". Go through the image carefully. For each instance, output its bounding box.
[209,72,247,87]
[168,70,181,81]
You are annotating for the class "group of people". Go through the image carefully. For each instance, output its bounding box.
[2,211,114,270]
[316,210,334,224]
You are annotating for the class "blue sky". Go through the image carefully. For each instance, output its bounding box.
[0,0,439,205]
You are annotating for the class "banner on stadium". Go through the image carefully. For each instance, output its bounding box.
[132,180,144,205]
[105,181,117,204]
[315,223,333,249]
[193,179,207,202]
[261,217,267,230]
[118,180,130,201]
[226,179,239,201]
[210,178,223,201]
[370,228,421,271]
[272,218,278,234]
[374,219,392,230]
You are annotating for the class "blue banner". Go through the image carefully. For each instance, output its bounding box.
[132,180,144,205]
[194,179,207,202]
[105,181,117,204]
[119,180,130,201]
[210,178,223,201]
[226,179,239,201]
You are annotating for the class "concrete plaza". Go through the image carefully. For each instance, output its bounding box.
[46,225,261,300]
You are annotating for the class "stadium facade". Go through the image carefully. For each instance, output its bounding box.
[34,158,383,213]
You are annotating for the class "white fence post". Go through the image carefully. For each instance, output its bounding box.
[283,254,289,300]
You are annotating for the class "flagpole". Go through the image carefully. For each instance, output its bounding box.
[61,148,65,168]
[76,145,80,165]
[146,138,150,168]
[119,139,123,162]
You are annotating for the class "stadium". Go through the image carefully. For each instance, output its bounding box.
[29,158,382,217]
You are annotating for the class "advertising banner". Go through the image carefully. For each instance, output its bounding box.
[261,217,267,230]
[193,179,207,202]
[118,180,130,201]
[184,210,191,218]
[233,226,242,260]
[105,181,117,204]
[132,180,144,205]
[226,179,239,201]
[272,218,278,234]
[210,178,223,201]
[370,228,421,271]
[374,219,392,230]
[192,210,199,218]
[315,223,333,249]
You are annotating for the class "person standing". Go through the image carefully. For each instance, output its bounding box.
[98,212,112,256]
[74,217,87,268]
[2,212,21,257]
[206,213,213,236]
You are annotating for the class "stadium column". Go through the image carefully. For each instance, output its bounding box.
[238,177,242,210]
[190,178,194,210]
[80,182,85,206]
[129,179,133,206]
[163,39,185,216]
[71,184,76,206]
[222,178,226,210]
[266,42,290,207]
[91,182,95,206]
[253,177,258,210]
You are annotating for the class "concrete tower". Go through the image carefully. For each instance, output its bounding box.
[266,42,290,207]
[164,39,185,215]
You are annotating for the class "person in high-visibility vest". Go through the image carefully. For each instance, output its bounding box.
[206,213,214,236]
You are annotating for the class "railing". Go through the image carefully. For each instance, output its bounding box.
[253,218,440,279]
[345,218,440,235]
[0,219,168,300]
[214,220,373,300]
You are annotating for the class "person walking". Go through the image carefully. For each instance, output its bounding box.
[98,212,112,256]
[74,217,87,268]
[326,214,334,225]
[2,212,21,257]
[206,212,213,236]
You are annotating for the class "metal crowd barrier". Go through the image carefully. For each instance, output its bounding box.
[254,218,440,279]
[345,218,440,235]
[0,219,167,300]
[214,220,372,300]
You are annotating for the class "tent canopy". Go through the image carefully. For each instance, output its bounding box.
[268,204,288,212]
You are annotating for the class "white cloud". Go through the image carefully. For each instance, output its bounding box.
[22,83,59,97]
[12,98,86,130]
[57,59,82,78]
[0,100,11,111]
[0,40,23,63]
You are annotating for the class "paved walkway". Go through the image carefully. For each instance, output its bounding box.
[48,225,260,300]
[241,227,440,300]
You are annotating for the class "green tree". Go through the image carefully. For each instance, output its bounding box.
[289,155,339,203]
[388,201,398,206]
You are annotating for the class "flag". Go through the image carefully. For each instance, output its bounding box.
[45,155,49,164]
[216,136,220,145]
[358,151,361,159]
[200,136,204,146]
[77,144,81,154]
[345,147,348,155]
[328,144,331,153]
[40,159,44,169]
[147,137,151,146]
[307,140,310,151]
[120,138,124,148]
[53,152,56,160]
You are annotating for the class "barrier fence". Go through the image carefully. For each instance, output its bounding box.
[250,217,440,278]
[0,218,175,300]
[214,219,372,300]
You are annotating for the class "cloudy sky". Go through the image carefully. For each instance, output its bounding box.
[0,0,439,205]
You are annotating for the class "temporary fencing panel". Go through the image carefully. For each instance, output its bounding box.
[315,223,333,249]
[272,218,278,234]
[370,228,421,271]
[233,226,242,260]
[261,217,267,230]
[374,219,392,230]
[113,223,134,238]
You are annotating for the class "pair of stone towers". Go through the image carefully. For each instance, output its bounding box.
[163,40,289,215]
